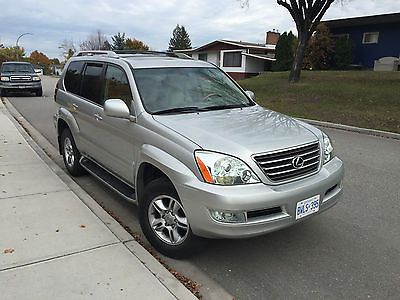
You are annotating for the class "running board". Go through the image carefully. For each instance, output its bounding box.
[80,157,136,203]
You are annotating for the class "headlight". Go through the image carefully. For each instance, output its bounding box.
[0,76,10,82]
[32,76,41,81]
[195,151,260,185]
[322,132,334,164]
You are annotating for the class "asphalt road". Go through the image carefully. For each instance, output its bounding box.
[6,76,400,299]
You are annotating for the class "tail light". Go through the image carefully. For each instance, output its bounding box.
[54,79,60,101]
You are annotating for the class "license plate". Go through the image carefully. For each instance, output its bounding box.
[296,195,320,220]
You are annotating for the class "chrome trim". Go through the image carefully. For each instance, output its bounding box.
[252,141,321,184]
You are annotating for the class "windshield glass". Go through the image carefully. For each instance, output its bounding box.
[133,67,253,114]
[1,63,35,73]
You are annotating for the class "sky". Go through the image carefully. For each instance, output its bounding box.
[0,0,399,59]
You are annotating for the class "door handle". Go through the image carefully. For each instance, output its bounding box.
[94,113,103,121]
[71,103,78,109]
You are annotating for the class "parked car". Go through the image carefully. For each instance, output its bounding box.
[54,50,344,258]
[0,61,43,96]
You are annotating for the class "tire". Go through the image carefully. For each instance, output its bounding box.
[139,177,205,258]
[35,88,43,97]
[61,128,85,176]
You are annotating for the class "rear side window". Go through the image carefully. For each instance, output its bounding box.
[104,65,132,110]
[64,61,84,95]
[81,63,104,105]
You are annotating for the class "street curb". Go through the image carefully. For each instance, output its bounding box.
[296,117,400,140]
[1,98,196,300]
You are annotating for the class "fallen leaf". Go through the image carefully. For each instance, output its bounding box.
[4,249,14,254]
[13,261,18,264]
[56,229,59,232]
[8,172,12,174]
[80,224,86,228]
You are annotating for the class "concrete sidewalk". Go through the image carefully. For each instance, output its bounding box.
[0,100,195,300]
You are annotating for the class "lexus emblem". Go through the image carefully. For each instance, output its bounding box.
[292,156,304,169]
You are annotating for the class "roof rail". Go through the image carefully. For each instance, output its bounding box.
[72,50,192,60]
[114,50,192,59]
[73,50,119,58]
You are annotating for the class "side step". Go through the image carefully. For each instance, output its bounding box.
[80,157,136,203]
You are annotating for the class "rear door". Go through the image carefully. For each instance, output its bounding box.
[72,61,107,163]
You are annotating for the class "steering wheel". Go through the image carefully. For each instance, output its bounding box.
[201,93,222,101]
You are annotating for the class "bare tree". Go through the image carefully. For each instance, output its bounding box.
[80,30,110,51]
[59,39,77,61]
[277,0,335,83]
[241,1,337,83]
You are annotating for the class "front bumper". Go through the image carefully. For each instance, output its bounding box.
[0,81,42,91]
[177,157,344,239]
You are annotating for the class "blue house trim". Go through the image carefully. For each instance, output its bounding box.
[325,13,400,68]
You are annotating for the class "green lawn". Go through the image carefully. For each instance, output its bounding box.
[239,71,400,133]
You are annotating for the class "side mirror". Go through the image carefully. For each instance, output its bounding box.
[245,90,255,101]
[104,99,131,120]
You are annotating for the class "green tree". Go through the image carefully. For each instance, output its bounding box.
[111,32,126,50]
[272,31,297,71]
[168,25,192,51]
[303,23,334,70]
[334,36,355,70]
[0,46,26,65]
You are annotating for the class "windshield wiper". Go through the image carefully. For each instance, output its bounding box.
[153,106,202,115]
[201,104,250,111]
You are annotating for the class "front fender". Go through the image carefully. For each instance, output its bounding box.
[136,144,197,189]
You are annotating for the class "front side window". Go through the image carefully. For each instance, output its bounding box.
[104,65,133,110]
[134,67,253,114]
[223,52,242,67]
[64,61,84,95]
[81,63,104,104]
[362,32,379,44]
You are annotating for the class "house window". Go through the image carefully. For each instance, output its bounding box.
[362,32,379,44]
[223,52,242,67]
[198,53,208,61]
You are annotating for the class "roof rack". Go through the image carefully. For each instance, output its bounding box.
[72,50,192,60]
[73,50,119,58]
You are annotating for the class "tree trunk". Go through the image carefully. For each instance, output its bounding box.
[289,35,308,84]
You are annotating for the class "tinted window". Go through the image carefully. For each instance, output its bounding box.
[1,63,35,73]
[104,65,132,110]
[64,61,84,95]
[81,63,104,104]
[223,52,242,67]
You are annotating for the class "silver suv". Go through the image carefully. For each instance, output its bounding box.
[54,50,344,258]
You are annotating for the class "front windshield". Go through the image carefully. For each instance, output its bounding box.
[134,67,253,114]
[1,63,35,73]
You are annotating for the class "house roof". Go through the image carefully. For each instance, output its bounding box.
[324,12,400,29]
[175,39,275,53]
[243,53,276,61]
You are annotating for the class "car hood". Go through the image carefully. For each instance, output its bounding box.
[1,72,34,76]
[153,105,319,157]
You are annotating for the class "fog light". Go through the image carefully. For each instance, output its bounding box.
[209,210,246,223]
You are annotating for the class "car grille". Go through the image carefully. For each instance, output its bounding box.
[253,142,320,182]
[10,76,31,82]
